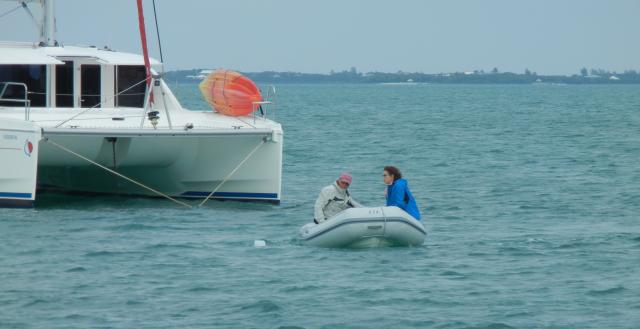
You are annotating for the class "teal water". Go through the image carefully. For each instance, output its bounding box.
[1,84,640,328]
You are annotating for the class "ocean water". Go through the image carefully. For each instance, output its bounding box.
[1,84,640,328]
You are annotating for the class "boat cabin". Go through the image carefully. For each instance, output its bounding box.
[0,42,160,110]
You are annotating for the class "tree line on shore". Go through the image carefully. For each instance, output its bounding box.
[164,67,640,84]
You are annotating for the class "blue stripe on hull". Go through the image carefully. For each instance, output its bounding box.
[0,192,33,199]
[181,191,279,199]
[0,198,34,208]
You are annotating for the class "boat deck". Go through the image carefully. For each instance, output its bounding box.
[0,107,281,132]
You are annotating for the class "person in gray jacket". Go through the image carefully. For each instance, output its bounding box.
[314,173,363,224]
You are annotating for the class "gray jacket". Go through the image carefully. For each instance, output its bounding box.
[314,182,362,223]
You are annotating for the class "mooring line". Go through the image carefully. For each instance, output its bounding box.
[44,138,193,209]
[198,137,267,207]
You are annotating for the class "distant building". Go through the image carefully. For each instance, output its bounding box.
[187,69,214,80]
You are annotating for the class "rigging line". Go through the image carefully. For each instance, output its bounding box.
[54,77,148,128]
[44,138,193,209]
[19,1,39,32]
[198,137,267,207]
[0,4,21,19]
[152,0,164,67]
[28,92,147,96]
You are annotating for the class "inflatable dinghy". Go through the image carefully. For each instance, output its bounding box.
[299,206,426,248]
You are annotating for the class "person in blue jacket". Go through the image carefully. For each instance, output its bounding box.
[383,166,421,220]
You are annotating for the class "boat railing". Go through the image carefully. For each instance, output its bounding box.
[252,85,277,124]
[0,82,31,121]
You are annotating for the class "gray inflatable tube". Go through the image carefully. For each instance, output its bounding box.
[299,206,426,248]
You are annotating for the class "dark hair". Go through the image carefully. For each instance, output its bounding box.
[384,166,402,181]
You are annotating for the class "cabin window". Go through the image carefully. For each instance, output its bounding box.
[0,65,47,107]
[56,61,74,107]
[115,65,146,108]
[81,64,101,108]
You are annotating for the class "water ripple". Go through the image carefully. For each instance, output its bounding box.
[1,84,639,328]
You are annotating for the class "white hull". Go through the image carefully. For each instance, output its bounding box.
[1,97,283,206]
[299,207,426,248]
[0,119,41,207]
[38,129,282,203]
[1,33,284,207]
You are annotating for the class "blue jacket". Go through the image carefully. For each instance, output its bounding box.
[386,178,421,220]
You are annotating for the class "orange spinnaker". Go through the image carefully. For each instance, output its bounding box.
[199,69,262,117]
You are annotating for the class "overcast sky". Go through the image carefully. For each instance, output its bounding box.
[1,0,639,75]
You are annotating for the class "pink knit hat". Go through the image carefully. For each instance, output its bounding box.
[338,172,352,185]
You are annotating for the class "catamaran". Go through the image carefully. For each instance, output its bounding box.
[0,0,283,208]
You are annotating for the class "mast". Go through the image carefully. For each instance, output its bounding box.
[136,0,154,103]
[41,0,56,46]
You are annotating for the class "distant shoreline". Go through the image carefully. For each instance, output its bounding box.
[164,68,640,85]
